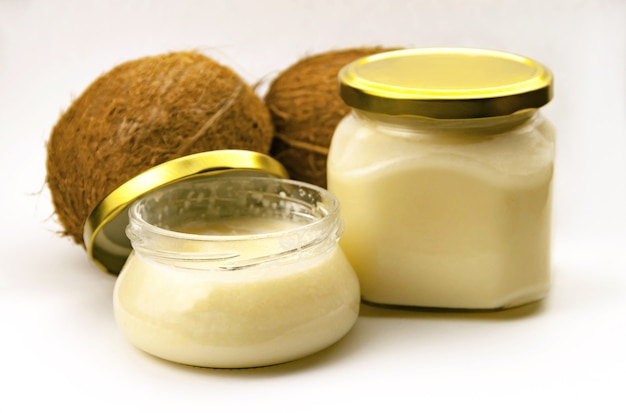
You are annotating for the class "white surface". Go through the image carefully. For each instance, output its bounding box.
[1,0,625,411]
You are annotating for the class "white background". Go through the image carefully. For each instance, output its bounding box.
[1,0,625,411]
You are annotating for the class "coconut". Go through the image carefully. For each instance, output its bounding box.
[46,51,274,245]
[265,47,396,188]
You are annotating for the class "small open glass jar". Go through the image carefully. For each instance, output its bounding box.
[84,150,359,368]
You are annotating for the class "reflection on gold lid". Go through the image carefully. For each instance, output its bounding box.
[83,150,288,275]
[339,48,553,119]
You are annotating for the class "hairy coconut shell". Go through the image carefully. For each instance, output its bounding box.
[47,51,274,245]
[265,47,396,188]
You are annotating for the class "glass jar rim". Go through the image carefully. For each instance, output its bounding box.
[125,176,344,269]
[128,176,340,242]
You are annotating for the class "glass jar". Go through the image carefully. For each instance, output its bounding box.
[327,48,555,310]
[113,174,360,368]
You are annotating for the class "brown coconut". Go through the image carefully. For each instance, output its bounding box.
[265,47,396,188]
[47,51,274,245]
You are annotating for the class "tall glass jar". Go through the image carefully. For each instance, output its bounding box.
[113,174,360,368]
[327,48,555,310]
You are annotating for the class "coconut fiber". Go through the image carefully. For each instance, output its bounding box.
[47,51,274,245]
[265,47,395,188]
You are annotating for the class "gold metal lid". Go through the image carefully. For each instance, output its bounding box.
[339,47,553,118]
[83,150,289,275]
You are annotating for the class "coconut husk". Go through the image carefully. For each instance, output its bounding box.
[265,47,396,188]
[46,51,274,245]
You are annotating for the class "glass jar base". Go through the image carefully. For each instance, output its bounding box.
[360,296,547,313]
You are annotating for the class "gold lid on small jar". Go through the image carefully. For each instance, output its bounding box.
[339,47,553,119]
[83,150,289,275]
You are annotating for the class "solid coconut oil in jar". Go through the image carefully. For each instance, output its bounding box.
[327,48,555,310]
[113,175,360,368]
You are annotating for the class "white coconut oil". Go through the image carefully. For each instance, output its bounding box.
[114,177,360,368]
[327,48,555,310]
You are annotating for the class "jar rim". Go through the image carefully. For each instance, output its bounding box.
[128,176,340,241]
[339,47,553,119]
[125,176,343,269]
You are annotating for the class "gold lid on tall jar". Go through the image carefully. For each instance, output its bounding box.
[339,47,553,119]
[83,150,289,275]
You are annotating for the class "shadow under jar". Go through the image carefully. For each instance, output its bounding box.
[113,175,360,368]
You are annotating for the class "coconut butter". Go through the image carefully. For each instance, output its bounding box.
[327,48,555,310]
[113,175,360,368]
